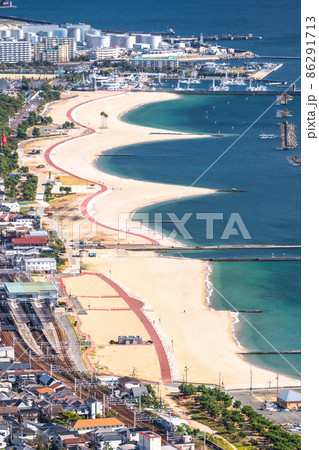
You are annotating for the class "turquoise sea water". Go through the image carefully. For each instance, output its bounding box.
[96,93,301,380]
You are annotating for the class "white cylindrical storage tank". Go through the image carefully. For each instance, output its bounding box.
[148,35,162,49]
[126,35,136,48]
[53,28,68,37]
[86,28,100,37]
[68,27,81,42]
[86,35,110,48]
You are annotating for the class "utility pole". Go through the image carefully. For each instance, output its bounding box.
[184,366,189,385]
[250,365,253,395]
[276,372,279,394]
[103,393,106,417]
[204,431,206,450]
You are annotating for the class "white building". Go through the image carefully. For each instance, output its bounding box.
[34,37,76,61]
[139,432,161,450]
[0,423,9,449]
[90,46,121,60]
[157,413,188,431]
[0,346,14,361]
[20,257,56,273]
[86,398,102,419]
[96,375,119,387]
[0,201,20,213]
[0,40,32,63]
[131,55,179,70]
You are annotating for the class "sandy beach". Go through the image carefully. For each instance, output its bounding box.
[44,91,216,245]
[29,91,301,389]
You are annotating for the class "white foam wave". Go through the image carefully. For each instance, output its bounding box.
[205,261,214,310]
[230,311,244,350]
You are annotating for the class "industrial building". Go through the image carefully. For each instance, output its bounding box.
[3,282,58,304]
[0,40,32,63]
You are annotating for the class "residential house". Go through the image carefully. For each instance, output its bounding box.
[86,398,102,419]
[90,430,124,450]
[139,432,161,450]
[0,423,10,449]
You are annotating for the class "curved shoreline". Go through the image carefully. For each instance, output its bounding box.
[39,91,300,388]
[44,92,160,245]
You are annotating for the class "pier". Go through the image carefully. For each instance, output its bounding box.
[99,154,135,157]
[276,109,291,118]
[281,120,297,149]
[239,350,300,355]
[77,243,301,251]
[276,93,293,105]
[153,89,301,97]
[200,257,300,261]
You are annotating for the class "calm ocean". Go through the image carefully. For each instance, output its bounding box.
[12,0,301,380]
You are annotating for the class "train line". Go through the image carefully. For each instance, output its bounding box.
[0,305,168,440]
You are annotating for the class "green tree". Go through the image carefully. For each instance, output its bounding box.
[52,410,81,424]
[32,127,40,138]
[233,399,241,409]
[100,111,109,128]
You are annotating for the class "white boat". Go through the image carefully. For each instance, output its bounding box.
[208,79,222,91]
[246,79,268,92]
[259,133,277,140]
[245,79,255,91]
[233,69,246,85]
[175,80,185,91]
[189,78,201,84]
[219,81,230,91]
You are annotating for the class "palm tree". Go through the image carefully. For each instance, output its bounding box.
[100,111,109,128]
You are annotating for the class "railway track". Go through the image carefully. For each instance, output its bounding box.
[0,311,168,440]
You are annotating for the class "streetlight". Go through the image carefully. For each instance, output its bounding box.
[184,366,189,385]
